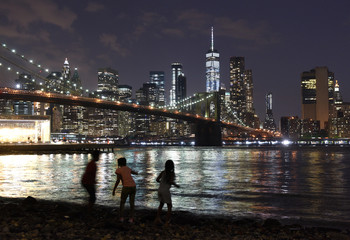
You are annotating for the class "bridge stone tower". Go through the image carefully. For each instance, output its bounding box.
[174,91,222,146]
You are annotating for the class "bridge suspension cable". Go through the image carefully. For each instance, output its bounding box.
[0,53,48,84]
[223,102,247,126]
[1,43,50,74]
[164,93,214,109]
[0,42,90,95]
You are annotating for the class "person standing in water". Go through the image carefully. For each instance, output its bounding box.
[81,150,100,210]
[155,160,180,224]
[112,157,138,223]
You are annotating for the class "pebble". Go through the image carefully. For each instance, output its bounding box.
[0,196,349,240]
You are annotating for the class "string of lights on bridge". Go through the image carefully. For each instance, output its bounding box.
[0,42,92,95]
[1,43,51,74]
[0,60,45,90]
[0,54,21,76]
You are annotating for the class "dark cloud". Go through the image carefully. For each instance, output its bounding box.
[85,2,105,12]
[0,25,43,41]
[214,17,279,46]
[176,9,211,33]
[130,12,167,40]
[175,9,277,45]
[99,33,129,57]
[162,28,185,38]
[0,0,77,31]
[96,54,113,64]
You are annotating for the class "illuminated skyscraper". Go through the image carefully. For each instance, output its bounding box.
[117,85,133,137]
[46,71,63,93]
[134,83,159,138]
[118,85,132,102]
[229,57,258,127]
[280,116,300,140]
[265,93,273,115]
[176,73,186,103]
[47,58,76,95]
[206,27,220,92]
[62,58,72,95]
[244,69,254,113]
[169,63,186,106]
[61,60,86,134]
[301,67,334,129]
[97,67,119,100]
[141,82,158,106]
[71,68,82,96]
[334,80,343,105]
[328,80,350,138]
[263,92,276,131]
[86,67,120,137]
[230,56,245,118]
[62,58,71,80]
[150,71,165,106]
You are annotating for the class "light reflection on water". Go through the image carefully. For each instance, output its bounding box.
[0,147,349,224]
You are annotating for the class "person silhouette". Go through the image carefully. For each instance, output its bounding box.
[81,150,100,210]
[112,157,138,223]
[155,160,180,225]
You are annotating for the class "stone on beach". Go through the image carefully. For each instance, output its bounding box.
[0,196,349,240]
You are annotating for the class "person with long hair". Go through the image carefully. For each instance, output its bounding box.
[155,159,180,224]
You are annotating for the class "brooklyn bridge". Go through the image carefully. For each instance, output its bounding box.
[0,42,280,146]
[0,88,279,146]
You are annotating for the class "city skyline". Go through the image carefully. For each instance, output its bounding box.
[0,0,350,123]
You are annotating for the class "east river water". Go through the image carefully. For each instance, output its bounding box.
[0,146,349,227]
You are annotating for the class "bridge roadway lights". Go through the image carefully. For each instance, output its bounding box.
[195,121,222,146]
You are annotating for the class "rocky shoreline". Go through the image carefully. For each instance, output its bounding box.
[0,196,349,240]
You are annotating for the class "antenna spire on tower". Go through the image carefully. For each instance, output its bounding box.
[211,26,214,51]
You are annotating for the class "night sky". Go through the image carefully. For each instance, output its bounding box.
[1,0,350,125]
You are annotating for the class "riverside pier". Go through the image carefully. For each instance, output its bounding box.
[0,143,117,154]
